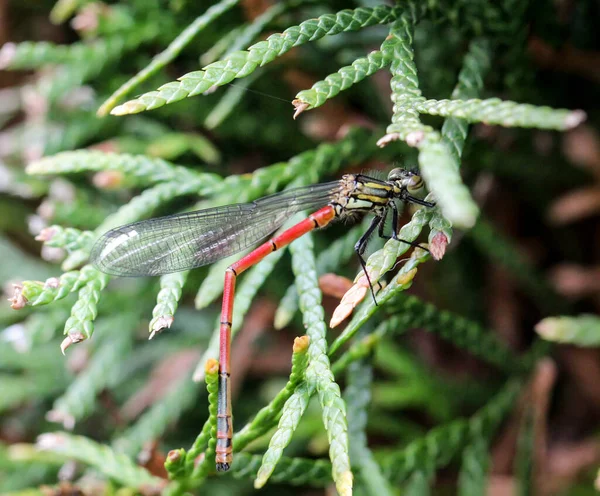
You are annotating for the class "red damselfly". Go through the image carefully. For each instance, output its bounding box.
[91,168,434,471]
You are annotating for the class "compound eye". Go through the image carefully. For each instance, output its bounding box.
[405,174,424,194]
[387,167,405,181]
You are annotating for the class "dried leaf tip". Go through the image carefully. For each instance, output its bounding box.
[396,267,418,285]
[203,84,219,96]
[293,335,310,353]
[292,99,309,119]
[46,409,76,430]
[93,170,124,189]
[330,281,369,328]
[412,244,430,259]
[429,232,448,260]
[0,42,16,69]
[205,358,219,375]
[337,470,354,496]
[60,333,86,355]
[36,433,66,451]
[35,227,58,242]
[110,100,145,116]
[45,277,60,289]
[534,317,562,341]
[376,133,401,148]
[595,469,600,492]
[319,273,353,299]
[406,130,426,147]
[9,284,27,310]
[149,315,174,339]
[534,315,600,346]
[167,448,184,463]
[564,110,587,130]
[71,4,104,35]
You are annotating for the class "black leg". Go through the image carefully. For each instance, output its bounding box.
[377,208,388,239]
[390,201,431,253]
[356,215,381,256]
[389,201,399,240]
[405,195,436,208]
[354,215,382,305]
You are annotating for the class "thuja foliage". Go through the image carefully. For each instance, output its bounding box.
[0,1,596,495]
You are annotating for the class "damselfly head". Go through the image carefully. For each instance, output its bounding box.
[387,168,424,194]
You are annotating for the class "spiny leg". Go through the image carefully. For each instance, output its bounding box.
[377,207,389,239]
[355,215,383,306]
[215,205,336,472]
[385,200,431,253]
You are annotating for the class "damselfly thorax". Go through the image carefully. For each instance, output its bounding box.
[332,170,422,218]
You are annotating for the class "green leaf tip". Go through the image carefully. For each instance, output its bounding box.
[165,448,187,478]
[293,48,391,116]
[535,314,600,346]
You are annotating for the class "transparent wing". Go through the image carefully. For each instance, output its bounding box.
[90,181,339,276]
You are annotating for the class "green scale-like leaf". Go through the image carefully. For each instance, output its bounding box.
[49,315,137,426]
[98,0,240,115]
[289,232,353,496]
[231,453,332,486]
[381,8,431,142]
[234,336,309,452]
[458,438,489,496]
[113,372,201,457]
[27,150,219,188]
[413,97,585,131]
[18,264,101,307]
[345,358,394,496]
[63,270,109,342]
[36,225,95,253]
[50,0,93,24]
[383,379,521,484]
[111,5,401,115]
[190,360,219,480]
[36,432,164,490]
[254,382,313,488]
[294,48,391,111]
[149,271,189,335]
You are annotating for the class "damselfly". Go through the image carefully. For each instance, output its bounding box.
[91,167,434,471]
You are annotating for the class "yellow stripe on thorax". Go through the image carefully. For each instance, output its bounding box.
[356,193,389,204]
[361,181,392,191]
